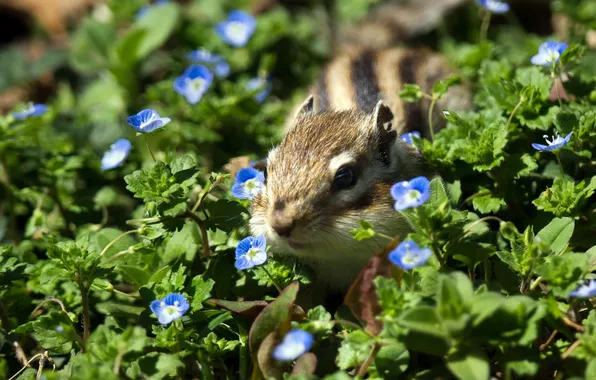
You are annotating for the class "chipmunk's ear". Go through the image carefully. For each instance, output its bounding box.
[372,100,398,166]
[292,95,315,120]
[372,100,394,132]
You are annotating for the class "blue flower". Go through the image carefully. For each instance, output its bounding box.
[531,40,568,67]
[11,103,47,120]
[569,280,596,298]
[477,0,510,13]
[101,138,132,171]
[187,48,223,63]
[246,77,272,103]
[231,167,265,200]
[214,61,231,78]
[174,65,214,104]
[187,49,230,78]
[400,131,421,145]
[390,176,431,211]
[531,131,572,151]
[272,329,314,362]
[235,235,267,270]
[126,109,171,133]
[149,293,189,325]
[215,10,257,47]
[136,0,169,19]
[388,240,432,270]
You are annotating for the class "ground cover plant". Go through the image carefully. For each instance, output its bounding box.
[1,0,596,378]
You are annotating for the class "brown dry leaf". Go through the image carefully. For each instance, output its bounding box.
[343,236,402,335]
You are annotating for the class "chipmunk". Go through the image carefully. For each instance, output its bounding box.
[249,0,472,292]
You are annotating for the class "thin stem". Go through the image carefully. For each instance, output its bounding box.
[505,99,523,130]
[0,301,28,366]
[463,216,504,234]
[356,342,381,377]
[554,151,565,178]
[563,317,585,332]
[31,298,68,317]
[75,271,90,347]
[261,266,282,293]
[191,176,223,213]
[99,229,139,258]
[126,216,161,225]
[479,11,491,43]
[539,330,558,351]
[551,67,563,108]
[144,135,156,162]
[529,276,543,291]
[376,232,395,241]
[183,211,211,257]
[428,96,438,141]
[9,353,44,380]
[561,340,581,359]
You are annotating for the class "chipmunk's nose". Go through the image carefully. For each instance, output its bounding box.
[270,212,295,238]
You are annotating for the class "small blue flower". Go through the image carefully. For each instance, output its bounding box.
[400,131,421,145]
[126,109,171,133]
[215,10,257,48]
[569,280,596,298]
[101,138,132,171]
[231,167,265,200]
[390,176,431,211]
[187,48,222,63]
[246,77,272,103]
[477,0,510,13]
[214,61,231,78]
[272,329,314,362]
[531,40,568,67]
[389,240,432,270]
[235,235,267,270]
[531,131,572,151]
[150,293,190,325]
[11,103,47,120]
[136,0,169,19]
[174,65,214,104]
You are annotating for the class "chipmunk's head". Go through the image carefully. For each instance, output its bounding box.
[249,96,422,270]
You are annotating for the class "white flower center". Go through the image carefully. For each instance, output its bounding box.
[406,190,421,201]
[243,178,262,197]
[188,78,206,95]
[247,247,260,259]
[226,21,249,44]
[166,305,179,315]
[542,133,564,146]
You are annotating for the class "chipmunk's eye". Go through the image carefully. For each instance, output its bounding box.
[332,166,357,191]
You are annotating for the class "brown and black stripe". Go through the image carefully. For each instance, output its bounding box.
[311,47,465,139]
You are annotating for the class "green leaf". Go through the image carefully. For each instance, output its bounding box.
[130,3,180,61]
[533,177,596,217]
[446,348,490,380]
[536,217,575,255]
[249,282,299,354]
[399,84,425,102]
[126,352,184,380]
[432,76,461,99]
[191,275,215,311]
[398,306,450,355]
[471,191,506,214]
[12,312,78,354]
[350,219,377,241]
[163,220,201,263]
[374,343,409,378]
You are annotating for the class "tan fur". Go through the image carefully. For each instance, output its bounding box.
[250,4,472,293]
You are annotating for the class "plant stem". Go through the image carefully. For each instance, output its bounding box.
[30,297,68,317]
[145,135,156,162]
[561,340,581,359]
[554,151,565,178]
[479,11,491,43]
[356,342,381,377]
[428,96,438,141]
[261,266,282,293]
[183,211,211,257]
[529,276,543,291]
[75,271,90,348]
[505,99,523,130]
[99,229,139,258]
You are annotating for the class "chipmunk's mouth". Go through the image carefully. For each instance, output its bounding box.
[286,239,309,250]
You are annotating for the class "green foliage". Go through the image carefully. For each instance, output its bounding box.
[1,0,596,378]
